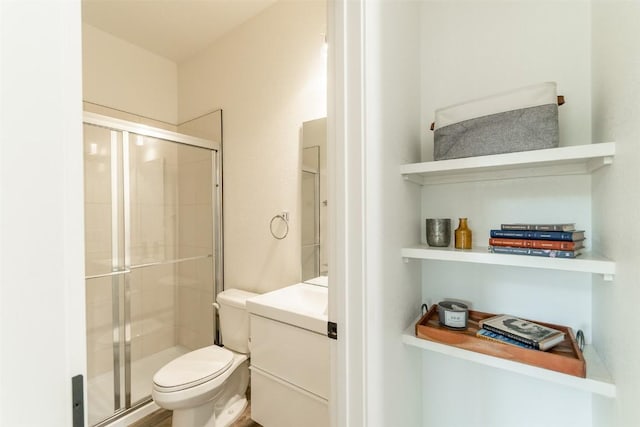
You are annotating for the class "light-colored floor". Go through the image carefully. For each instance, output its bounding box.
[88,346,190,426]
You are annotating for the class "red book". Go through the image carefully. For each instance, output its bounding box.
[488,237,584,251]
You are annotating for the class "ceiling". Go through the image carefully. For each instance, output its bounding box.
[82,0,277,63]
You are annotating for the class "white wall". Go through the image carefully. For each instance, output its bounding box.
[417,1,595,426]
[0,1,85,425]
[420,1,592,160]
[362,1,423,426]
[82,23,178,126]
[178,1,327,293]
[591,2,640,426]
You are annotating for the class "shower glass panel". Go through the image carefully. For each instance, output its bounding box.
[84,124,125,421]
[127,134,215,406]
[83,114,220,426]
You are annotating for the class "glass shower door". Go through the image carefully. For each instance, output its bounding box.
[127,133,216,405]
[84,118,218,426]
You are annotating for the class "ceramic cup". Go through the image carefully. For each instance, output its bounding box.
[426,218,451,247]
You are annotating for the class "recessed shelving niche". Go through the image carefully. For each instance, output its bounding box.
[401,143,617,396]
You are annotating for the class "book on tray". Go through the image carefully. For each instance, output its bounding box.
[478,314,566,351]
[476,328,536,349]
[488,246,582,258]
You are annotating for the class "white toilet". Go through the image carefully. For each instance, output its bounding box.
[152,288,258,427]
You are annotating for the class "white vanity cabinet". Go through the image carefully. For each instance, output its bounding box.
[249,314,329,427]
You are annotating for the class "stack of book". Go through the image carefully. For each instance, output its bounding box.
[488,223,584,258]
[476,314,566,351]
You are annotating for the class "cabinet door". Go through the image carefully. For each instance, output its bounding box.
[250,314,330,398]
[251,367,329,427]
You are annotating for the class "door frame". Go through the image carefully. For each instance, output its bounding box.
[328,1,367,426]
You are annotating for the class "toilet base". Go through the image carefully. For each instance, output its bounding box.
[172,397,247,427]
[171,399,215,427]
[215,397,248,427]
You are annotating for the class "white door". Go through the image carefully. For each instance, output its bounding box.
[0,1,86,426]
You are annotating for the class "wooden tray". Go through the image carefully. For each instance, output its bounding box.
[415,305,586,378]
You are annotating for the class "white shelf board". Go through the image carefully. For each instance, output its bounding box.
[401,142,615,185]
[402,322,616,397]
[401,245,615,280]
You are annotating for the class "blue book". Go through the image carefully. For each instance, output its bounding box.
[490,229,585,242]
[488,246,581,258]
[476,328,536,349]
[500,223,575,231]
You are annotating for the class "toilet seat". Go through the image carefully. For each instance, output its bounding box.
[153,345,233,393]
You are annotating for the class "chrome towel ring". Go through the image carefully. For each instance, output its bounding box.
[270,212,289,240]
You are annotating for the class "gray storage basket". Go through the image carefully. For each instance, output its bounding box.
[432,82,563,161]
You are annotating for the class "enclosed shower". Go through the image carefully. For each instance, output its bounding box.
[83,112,223,426]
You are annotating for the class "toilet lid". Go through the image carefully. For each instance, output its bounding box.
[153,345,233,392]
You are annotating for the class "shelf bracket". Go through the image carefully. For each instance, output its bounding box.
[587,156,614,173]
[402,174,424,186]
[602,273,614,282]
[403,257,410,264]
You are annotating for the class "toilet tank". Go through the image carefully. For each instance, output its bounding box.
[217,288,258,354]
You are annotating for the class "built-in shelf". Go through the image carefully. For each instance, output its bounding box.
[402,322,616,398]
[401,245,615,280]
[401,142,615,185]
[401,142,618,397]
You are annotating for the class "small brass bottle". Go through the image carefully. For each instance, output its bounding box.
[454,217,472,249]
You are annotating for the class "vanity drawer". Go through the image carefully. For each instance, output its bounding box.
[250,314,329,399]
[250,366,328,427]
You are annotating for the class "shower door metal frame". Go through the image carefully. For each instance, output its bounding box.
[83,112,223,426]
